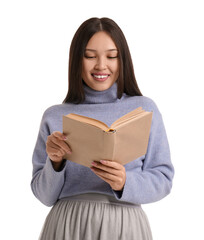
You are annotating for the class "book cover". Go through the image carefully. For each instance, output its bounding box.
[62,107,153,167]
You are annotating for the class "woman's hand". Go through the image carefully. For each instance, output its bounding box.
[90,160,126,191]
[46,131,72,171]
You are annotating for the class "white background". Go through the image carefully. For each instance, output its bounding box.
[0,0,204,239]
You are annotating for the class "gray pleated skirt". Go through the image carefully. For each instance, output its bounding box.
[39,193,153,240]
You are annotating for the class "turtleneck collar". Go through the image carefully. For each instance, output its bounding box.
[82,81,119,104]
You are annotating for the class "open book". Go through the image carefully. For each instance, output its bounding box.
[62,107,153,167]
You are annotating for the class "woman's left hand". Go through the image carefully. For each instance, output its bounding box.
[90,160,126,191]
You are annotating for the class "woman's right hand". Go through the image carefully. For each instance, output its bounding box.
[46,131,72,170]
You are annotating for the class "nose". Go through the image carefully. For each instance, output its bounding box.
[94,57,107,70]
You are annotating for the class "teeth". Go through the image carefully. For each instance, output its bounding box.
[93,75,109,79]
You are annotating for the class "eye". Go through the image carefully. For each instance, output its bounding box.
[84,55,96,59]
[108,56,118,59]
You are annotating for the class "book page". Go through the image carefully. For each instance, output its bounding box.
[65,113,109,131]
[111,107,145,128]
[111,112,148,128]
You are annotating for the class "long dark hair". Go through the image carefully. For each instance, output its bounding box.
[63,17,142,104]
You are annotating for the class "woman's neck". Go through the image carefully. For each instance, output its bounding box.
[82,81,119,104]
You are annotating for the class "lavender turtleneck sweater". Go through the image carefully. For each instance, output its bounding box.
[31,82,174,207]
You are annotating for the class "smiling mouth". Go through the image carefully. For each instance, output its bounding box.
[91,74,110,82]
[91,74,110,78]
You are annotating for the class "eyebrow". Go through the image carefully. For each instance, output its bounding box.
[85,49,118,52]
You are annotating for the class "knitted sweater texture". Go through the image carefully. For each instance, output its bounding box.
[31,82,174,207]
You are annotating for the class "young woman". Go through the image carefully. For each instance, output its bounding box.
[31,17,174,240]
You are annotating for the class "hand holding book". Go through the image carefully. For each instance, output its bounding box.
[90,159,126,191]
[62,107,153,168]
[46,131,72,171]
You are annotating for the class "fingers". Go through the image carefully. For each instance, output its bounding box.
[46,141,66,157]
[92,160,124,172]
[91,167,119,182]
[52,131,67,140]
[99,160,123,170]
[47,132,72,153]
[46,131,72,163]
[91,167,125,191]
[91,161,119,176]
[92,172,115,185]
[90,160,126,191]
[91,162,125,182]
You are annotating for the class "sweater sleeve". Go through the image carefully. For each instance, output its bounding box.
[30,113,67,207]
[112,101,174,204]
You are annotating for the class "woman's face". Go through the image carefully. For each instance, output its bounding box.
[82,31,119,91]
